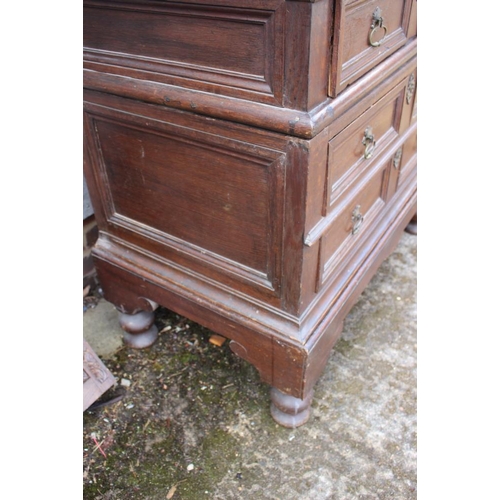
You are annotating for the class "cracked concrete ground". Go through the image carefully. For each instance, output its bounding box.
[83,232,416,499]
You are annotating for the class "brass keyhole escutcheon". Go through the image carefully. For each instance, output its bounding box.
[351,205,364,235]
[362,126,376,159]
[406,73,416,104]
[369,7,388,47]
[393,147,403,170]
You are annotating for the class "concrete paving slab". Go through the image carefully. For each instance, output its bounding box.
[83,299,123,359]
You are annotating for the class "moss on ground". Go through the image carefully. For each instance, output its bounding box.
[83,308,267,499]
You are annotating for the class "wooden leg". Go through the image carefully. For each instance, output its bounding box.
[270,387,314,428]
[405,213,417,235]
[118,310,158,349]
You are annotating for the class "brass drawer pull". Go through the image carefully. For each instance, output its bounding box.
[362,126,376,159]
[369,7,388,47]
[351,205,364,235]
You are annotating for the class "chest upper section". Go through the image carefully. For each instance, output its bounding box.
[84,0,417,115]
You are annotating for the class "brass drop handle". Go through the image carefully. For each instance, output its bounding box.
[362,126,376,159]
[369,7,388,47]
[351,205,364,235]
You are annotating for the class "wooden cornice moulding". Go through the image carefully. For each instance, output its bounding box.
[83,39,416,140]
[83,69,315,138]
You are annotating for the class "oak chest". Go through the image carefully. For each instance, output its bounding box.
[83,0,417,427]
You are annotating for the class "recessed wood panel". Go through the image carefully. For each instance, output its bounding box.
[98,121,272,271]
[84,0,284,104]
[84,102,287,294]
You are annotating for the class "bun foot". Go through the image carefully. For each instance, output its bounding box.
[405,213,417,235]
[118,310,158,349]
[270,387,314,428]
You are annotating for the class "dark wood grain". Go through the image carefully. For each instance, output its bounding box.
[84,0,285,104]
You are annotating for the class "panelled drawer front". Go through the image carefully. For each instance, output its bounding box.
[320,162,388,287]
[327,79,406,206]
[330,0,412,96]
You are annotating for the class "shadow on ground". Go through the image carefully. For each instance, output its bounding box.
[83,233,417,500]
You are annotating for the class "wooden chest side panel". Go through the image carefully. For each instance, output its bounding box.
[84,0,285,104]
[84,98,287,296]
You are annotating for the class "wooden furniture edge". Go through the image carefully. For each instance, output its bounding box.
[83,40,417,140]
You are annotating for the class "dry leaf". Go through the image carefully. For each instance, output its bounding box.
[209,334,226,347]
[166,485,177,499]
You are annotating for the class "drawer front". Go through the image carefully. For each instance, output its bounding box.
[319,162,388,287]
[327,78,407,206]
[330,0,413,96]
[83,0,285,105]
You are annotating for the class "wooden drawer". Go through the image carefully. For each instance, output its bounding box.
[329,0,413,97]
[319,159,388,288]
[327,77,408,207]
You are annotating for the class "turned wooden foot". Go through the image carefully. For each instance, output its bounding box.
[118,310,158,349]
[270,387,314,428]
[405,213,417,235]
